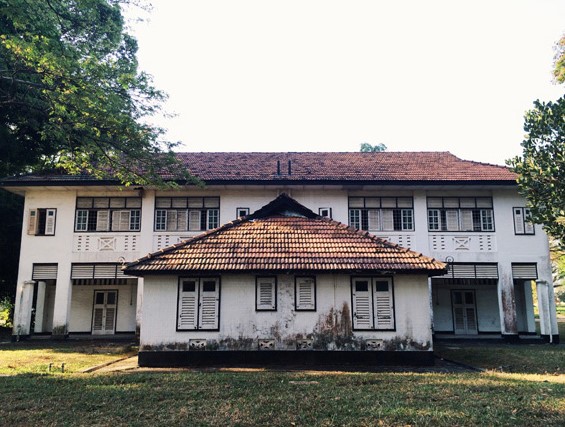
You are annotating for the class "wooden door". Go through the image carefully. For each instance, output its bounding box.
[92,290,117,335]
[452,290,478,335]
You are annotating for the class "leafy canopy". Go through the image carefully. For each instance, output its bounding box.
[0,0,189,185]
[360,142,387,152]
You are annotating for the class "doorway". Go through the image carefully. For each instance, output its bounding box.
[92,290,117,335]
[452,290,478,334]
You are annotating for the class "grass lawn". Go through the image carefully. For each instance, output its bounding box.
[1,340,564,426]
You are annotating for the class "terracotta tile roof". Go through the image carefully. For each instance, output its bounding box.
[1,152,516,186]
[125,194,446,275]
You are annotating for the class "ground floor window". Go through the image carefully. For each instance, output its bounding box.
[177,278,220,331]
[351,277,395,330]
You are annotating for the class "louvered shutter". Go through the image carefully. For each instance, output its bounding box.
[166,210,178,231]
[381,210,394,231]
[445,210,459,231]
[460,210,474,231]
[256,277,276,310]
[178,279,199,330]
[352,279,374,329]
[188,210,201,231]
[367,210,380,231]
[177,210,188,231]
[96,210,110,231]
[112,210,131,231]
[44,209,56,235]
[513,208,525,234]
[28,209,38,235]
[199,279,220,330]
[296,277,316,310]
[524,209,535,234]
[93,308,104,332]
[373,279,394,330]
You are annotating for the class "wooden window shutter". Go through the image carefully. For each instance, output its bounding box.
[460,210,474,231]
[27,209,38,235]
[367,209,380,231]
[373,279,394,330]
[381,210,394,231]
[524,209,535,234]
[445,210,459,231]
[513,208,525,234]
[256,277,276,310]
[112,211,131,231]
[96,210,110,231]
[296,277,316,311]
[177,210,188,231]
[188,210,201,231]
[178,279,199,330]
[198,278,220,330]
[352,278,374,329]
[166,210,178,231]
[44,209,56,235]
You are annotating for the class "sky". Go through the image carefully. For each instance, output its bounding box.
[125,0,565,166]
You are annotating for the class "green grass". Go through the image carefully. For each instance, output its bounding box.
[1,340,564,426]
[0,341,134,374]
[0,370,564,426]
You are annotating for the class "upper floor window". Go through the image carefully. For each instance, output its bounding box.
[155,197,219,232]
[348,197,414,231]
[28,209,56,236]
[427,197,494,232]
[75,197,141,232]
[513,207,535,235]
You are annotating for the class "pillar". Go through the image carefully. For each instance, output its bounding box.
[497,265,519,341]
[51,263,73,338]
[12,280,35,339]
[537,280,560,344]
[33,281,47,333]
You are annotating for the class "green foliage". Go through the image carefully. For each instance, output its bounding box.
[0,0,190,185]
[508,97,565,245]
[360,142,387,152]
[0,296,13,328]
[554,34,565,84]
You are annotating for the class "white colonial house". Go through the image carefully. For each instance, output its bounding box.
[0,152,559,366]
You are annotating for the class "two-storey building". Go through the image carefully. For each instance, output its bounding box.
[1,152,559,364]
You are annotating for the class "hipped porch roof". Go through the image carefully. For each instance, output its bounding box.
[124,194,446,276]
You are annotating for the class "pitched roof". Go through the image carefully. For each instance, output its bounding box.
[124,194,446,276]
[0,151,516,186]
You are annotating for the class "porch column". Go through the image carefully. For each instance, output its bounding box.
[12,280,35,338]
[497,264,518,341]
[537,280,560,344]
[522,280,536,334]
[51,263,73,338]
[33,281,47,333]
[135,277,143,337]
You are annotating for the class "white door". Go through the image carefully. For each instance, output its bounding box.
[92,290,117,335]
[452,290,478,335]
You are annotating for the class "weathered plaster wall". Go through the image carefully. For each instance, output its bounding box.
[140,273,433,352]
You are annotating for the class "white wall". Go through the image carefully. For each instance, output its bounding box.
[140,273,433,351]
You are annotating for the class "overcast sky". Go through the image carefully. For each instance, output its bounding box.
[126,0,565,165]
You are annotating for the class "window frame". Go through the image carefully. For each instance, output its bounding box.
[176,277,221,332]
[255,276,277,311]
[74,197,142,233]
[348,197,414,232]
[513,207,535,235]
[236,207,250,218]
[154,197,220,232]
[295,276,317,311]
[318,207,332,219]
[350,276,395,331]
[426,197,495,232]
[28,208,57,236]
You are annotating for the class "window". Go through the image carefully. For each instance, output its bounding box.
[295,277,316,311]
[155,197,220,231]
[318,207,332,218]
[28,209,56,236]
[256,277,277,311]
[427,197,494,232]
[75,197,141,232]
[177,277,220,331]
[236,207,249,218]
[351,277,395,330]
[513,207,535,235]
[348,197,414,231]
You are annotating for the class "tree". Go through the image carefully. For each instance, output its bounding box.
[0,0,188,185]
[360,142,387,152]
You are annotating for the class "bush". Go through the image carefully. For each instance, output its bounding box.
[0,296,14,328]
